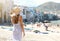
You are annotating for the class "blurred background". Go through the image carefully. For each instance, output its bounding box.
[0,0,60,41]
[0,0,60,25]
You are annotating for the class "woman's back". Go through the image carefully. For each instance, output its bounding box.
[11,14,19,24]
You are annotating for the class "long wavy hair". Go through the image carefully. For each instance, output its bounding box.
[10,7,20,24]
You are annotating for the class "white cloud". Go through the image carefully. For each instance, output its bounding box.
[14,0,60,7]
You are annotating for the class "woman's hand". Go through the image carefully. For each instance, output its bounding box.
[23,32,25,37]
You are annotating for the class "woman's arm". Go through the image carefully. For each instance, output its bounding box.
[19,16,25,34]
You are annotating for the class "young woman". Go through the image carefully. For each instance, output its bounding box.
[10,7,25,41]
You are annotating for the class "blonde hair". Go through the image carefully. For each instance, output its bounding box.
[10,7,21,24]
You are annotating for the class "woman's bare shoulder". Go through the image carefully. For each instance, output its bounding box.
[18,16,23,22]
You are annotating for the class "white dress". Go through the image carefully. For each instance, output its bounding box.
[11,13,23,41]
[12,23,22,41]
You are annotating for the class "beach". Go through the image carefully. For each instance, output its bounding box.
[0,24,60,41]
[0,0,60,41]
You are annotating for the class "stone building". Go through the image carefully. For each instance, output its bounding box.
[0,0,14,24]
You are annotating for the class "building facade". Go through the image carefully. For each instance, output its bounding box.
[0,0,14,24]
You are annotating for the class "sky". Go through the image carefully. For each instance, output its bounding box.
[14,0,60,7]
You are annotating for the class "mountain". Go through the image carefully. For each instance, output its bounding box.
[37,2,60,11]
